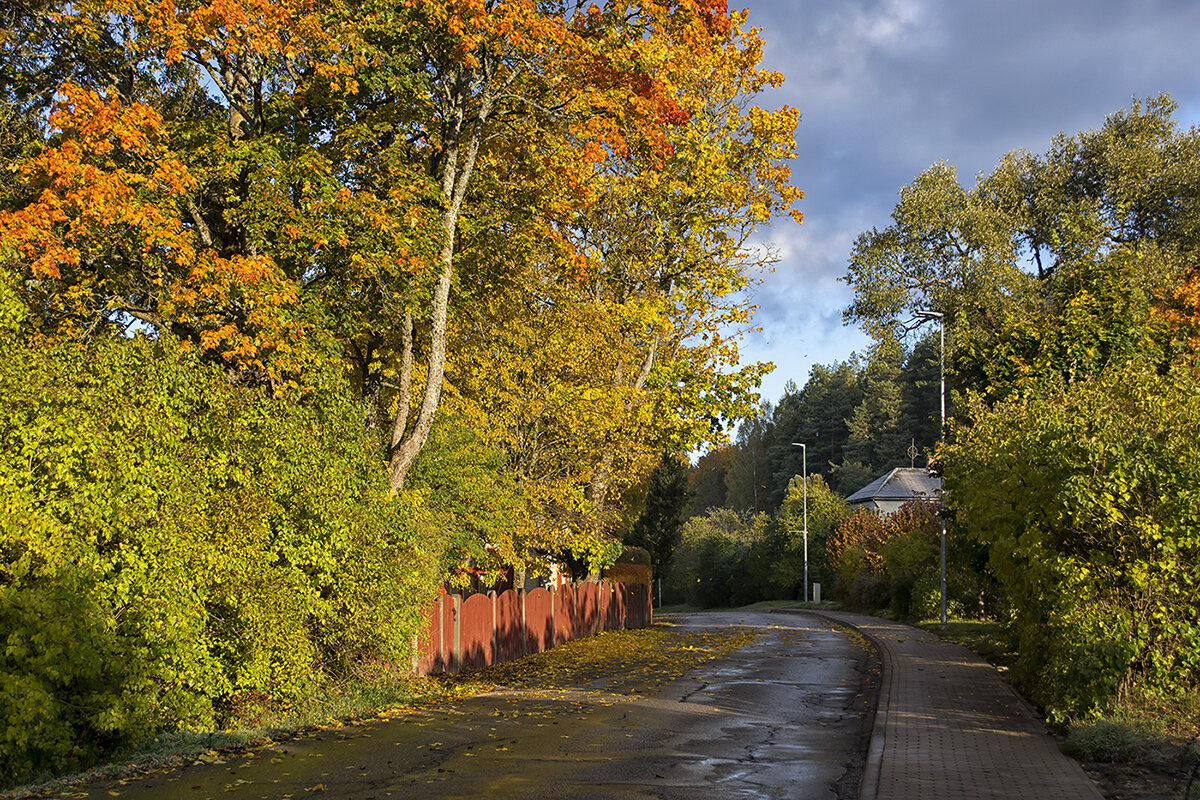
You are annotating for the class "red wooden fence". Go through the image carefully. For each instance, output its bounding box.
[412,581,652,676]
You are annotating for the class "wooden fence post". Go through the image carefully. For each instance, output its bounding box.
[490,590,498,669]
[520,589,528,657]
[452,594,462,675]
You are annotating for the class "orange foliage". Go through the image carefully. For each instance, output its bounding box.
[0,0,797,412]
[826,502,940,579]
[826,508,888,577]
[1,85,195,282]
[1157,271,1200,354]
[0,84,306,385]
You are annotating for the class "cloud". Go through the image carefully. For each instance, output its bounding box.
[729,0,1200,409]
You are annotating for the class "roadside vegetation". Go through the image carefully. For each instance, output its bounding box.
[684,97,1200,794]
[4,0,1200,792]
[922,618,1200,800]
[3,623,753,799]
[0,0,804,788]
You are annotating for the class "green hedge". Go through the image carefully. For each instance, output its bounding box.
[0,332,439,783]
[944,366,1200,721]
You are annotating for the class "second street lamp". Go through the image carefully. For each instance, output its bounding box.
[914,309,947,626]
[792,442,808,603]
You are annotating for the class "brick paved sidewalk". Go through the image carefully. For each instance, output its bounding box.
[812,611,1104,800]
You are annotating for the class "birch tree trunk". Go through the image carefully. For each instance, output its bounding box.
[387,66,495,492]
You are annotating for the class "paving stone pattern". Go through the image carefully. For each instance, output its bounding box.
[817,612,1106,800]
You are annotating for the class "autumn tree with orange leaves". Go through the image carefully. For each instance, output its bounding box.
[0,0,810,776]
[0,0,802,721]
[1,0,800,488]
[445,3,801,558]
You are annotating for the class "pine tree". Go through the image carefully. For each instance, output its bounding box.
[628,452,691,576]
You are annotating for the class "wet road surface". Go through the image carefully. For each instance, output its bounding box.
[65,611,878,800]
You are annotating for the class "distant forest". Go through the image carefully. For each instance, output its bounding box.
[689,335,943,515]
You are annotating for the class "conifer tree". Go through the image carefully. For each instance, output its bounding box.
[628,452,690,576]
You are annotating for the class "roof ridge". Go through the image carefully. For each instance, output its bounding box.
[846,467,941,504]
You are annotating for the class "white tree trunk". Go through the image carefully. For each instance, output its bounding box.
[387,68,495,492]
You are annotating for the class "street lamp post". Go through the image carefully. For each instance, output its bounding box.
[792,442,808,603]
[915,309,947,626]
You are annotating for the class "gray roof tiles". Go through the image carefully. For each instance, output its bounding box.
[845,467,941,505]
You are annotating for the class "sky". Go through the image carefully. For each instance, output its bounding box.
[734,0,1200,408]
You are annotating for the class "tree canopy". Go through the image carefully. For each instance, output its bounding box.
[707,341,942,514]
[842,95,1200,719]
[0,0,801,574]
[843,94,1200,399]
[0,0,803,781]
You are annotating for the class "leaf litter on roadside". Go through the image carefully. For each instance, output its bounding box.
[443,624,758,698]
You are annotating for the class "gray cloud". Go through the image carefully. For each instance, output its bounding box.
[736,0,1200,405]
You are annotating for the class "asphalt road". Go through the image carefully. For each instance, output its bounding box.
[65,611,879,800]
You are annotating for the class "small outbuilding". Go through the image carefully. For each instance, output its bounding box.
[845,467,941,515]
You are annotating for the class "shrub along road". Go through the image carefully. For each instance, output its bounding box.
[53,611,879,800]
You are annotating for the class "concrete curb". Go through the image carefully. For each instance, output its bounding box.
[804,611,888,800]
[797,610,1105,800]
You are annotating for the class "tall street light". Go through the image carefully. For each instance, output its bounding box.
[791,442,808,603]
[915,309,947,626]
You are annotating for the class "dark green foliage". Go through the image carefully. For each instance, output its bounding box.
[723,413,771,513]
[662,491,851,609]
[759,366,863,505]
[662,509,771,608]
[843,355,908,472]
[615,546,652,567]
[686,445,731,517]
[627,453,689,577]
[0,332,444,783]
[404,410,528,585]
[799,364,866,471]
[705,348,944,516]
[831,460,876,497]
[900,336,943,449]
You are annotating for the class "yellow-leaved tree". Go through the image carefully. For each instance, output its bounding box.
[445,4,803,572]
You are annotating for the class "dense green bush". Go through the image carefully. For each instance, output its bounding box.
[943,365,1200,721]
[662,509,771,607]
[0,332,442,783]
[665,481,848,609]
[768,475,846,600]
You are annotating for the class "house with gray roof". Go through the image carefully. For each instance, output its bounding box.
[845,467,942,515]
